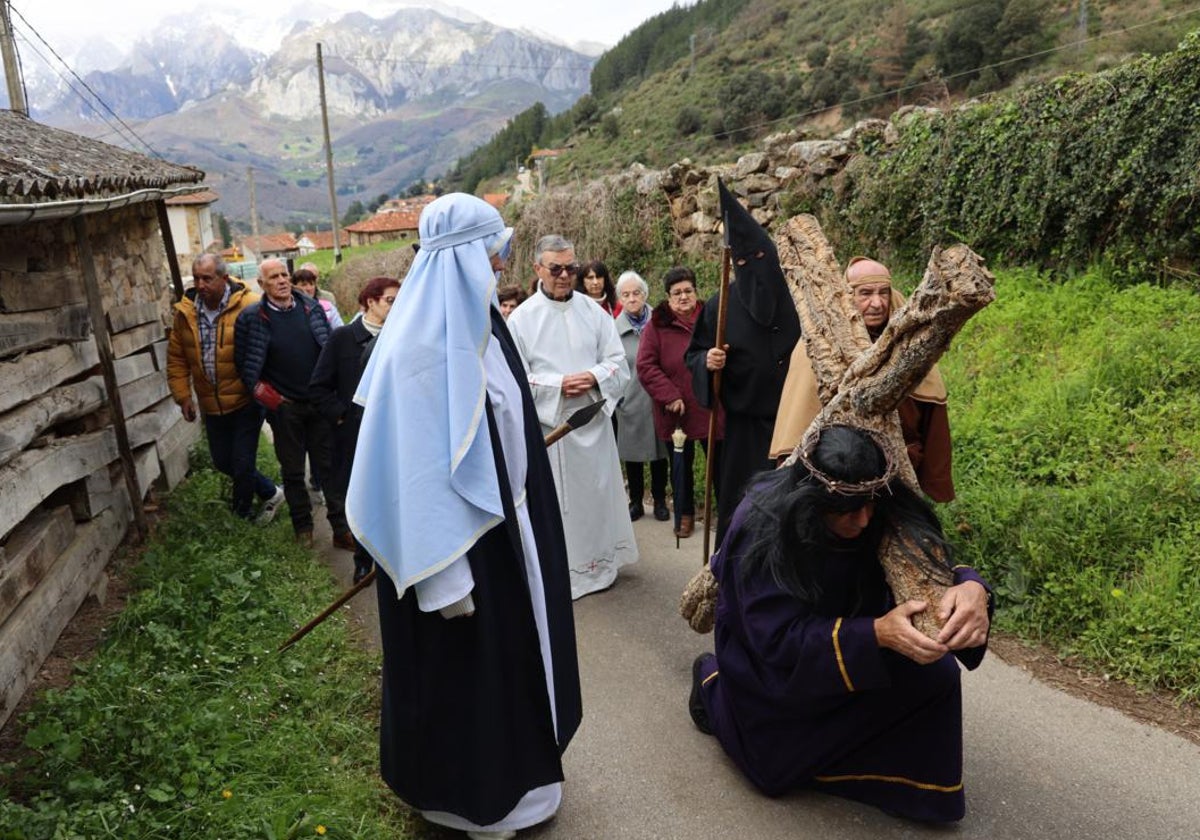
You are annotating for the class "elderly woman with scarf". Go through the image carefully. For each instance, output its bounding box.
[636,266,724,539]
[691,425,991,822]
[346,194,581,840]
[613,270,669,521]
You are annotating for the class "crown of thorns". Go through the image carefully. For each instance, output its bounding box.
[794,424,899,496]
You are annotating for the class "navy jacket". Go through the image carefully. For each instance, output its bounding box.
[309,318,375,425]
[234,290,331,394]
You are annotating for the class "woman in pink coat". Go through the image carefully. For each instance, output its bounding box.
[636,266,724,538]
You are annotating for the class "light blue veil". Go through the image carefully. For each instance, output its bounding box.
[346,193,508,596]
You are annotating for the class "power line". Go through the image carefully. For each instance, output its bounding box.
[10,32,144,149]
[8,2,160,158]
[324,51,595,74]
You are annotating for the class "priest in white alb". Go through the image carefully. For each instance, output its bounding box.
[506,234,639,599]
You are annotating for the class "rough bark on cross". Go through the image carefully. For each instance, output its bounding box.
[775,214,995,638]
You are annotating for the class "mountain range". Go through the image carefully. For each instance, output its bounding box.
[25,7,596,228]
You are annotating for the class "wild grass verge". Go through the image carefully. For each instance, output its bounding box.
[0,454,413,839]
[942,268,1200,702]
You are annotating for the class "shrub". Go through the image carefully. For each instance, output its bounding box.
[676,105,704,137]
[942,270,1200,699]
[820,33,1200,278]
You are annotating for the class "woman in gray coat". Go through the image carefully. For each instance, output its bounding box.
[613,271,669,521]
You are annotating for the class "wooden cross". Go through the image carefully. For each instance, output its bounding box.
[774,214,996,638]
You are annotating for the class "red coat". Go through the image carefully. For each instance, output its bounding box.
[636,300,725,442]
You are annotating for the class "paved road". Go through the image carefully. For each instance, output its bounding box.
[314,513,1200,839]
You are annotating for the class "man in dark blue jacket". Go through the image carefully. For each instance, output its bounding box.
[234,258,348,548]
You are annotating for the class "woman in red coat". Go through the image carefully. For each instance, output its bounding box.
[636,266,724,538]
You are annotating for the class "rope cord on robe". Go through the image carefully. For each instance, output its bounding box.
[277,398,607,652]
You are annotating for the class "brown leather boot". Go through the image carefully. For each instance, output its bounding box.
[676,514,694,539]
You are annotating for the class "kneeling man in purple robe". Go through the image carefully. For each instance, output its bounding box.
[691,425,992,822]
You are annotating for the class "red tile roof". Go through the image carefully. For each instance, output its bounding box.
[381,194,437,213]
[241,232,299,254]
[165,189,220,206]
[300,229,350,249]
[345,210,420,234]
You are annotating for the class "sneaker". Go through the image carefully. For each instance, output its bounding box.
[310,489,326,508]
[256,485,285,524]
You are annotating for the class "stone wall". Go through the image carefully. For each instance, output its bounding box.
[627,108,940,256]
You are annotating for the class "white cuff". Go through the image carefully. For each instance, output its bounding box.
[439,593,476,619]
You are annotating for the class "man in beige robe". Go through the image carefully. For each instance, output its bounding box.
[769,257,955,501]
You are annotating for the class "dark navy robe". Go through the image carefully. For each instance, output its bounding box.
[374,309,581,826]
[698,498,991,822]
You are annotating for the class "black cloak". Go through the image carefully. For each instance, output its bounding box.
[375,309,582,826]
[685,180,801,541]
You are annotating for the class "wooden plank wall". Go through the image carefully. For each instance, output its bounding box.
[0,210,202,729]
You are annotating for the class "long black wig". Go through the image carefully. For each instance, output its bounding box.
[737,425,954,607]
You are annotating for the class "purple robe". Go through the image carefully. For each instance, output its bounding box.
[697,499,990,822]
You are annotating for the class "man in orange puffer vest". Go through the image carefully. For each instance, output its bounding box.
[167,254,283,520]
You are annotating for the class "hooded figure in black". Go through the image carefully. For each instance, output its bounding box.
[685,179,801,543]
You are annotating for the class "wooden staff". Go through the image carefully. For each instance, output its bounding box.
[277,568,376,652]
[701,246,732,565]
[278,398,606,653]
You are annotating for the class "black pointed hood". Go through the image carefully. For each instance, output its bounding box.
[719,178,790,327]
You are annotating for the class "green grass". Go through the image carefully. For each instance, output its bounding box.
[941,268,1200,700]
[305,239,412,282]
[0,450,415,839]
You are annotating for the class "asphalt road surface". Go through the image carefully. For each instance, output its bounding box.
[315,512,1200,839]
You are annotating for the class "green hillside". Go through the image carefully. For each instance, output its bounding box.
[448,0,1200,191]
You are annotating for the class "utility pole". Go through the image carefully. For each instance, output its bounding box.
[247,165,260,245]
[316,42,343,265]
[0,1,28,116]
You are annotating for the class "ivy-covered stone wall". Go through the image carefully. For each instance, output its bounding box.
[542,32,1200,284]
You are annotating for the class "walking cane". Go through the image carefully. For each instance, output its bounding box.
[700,245,732,566]
[278,398,607,652]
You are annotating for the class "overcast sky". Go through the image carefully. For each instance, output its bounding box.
[11,0,687,57]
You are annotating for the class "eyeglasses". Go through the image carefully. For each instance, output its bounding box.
[669,287,696,299]
[542,262,579,277]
